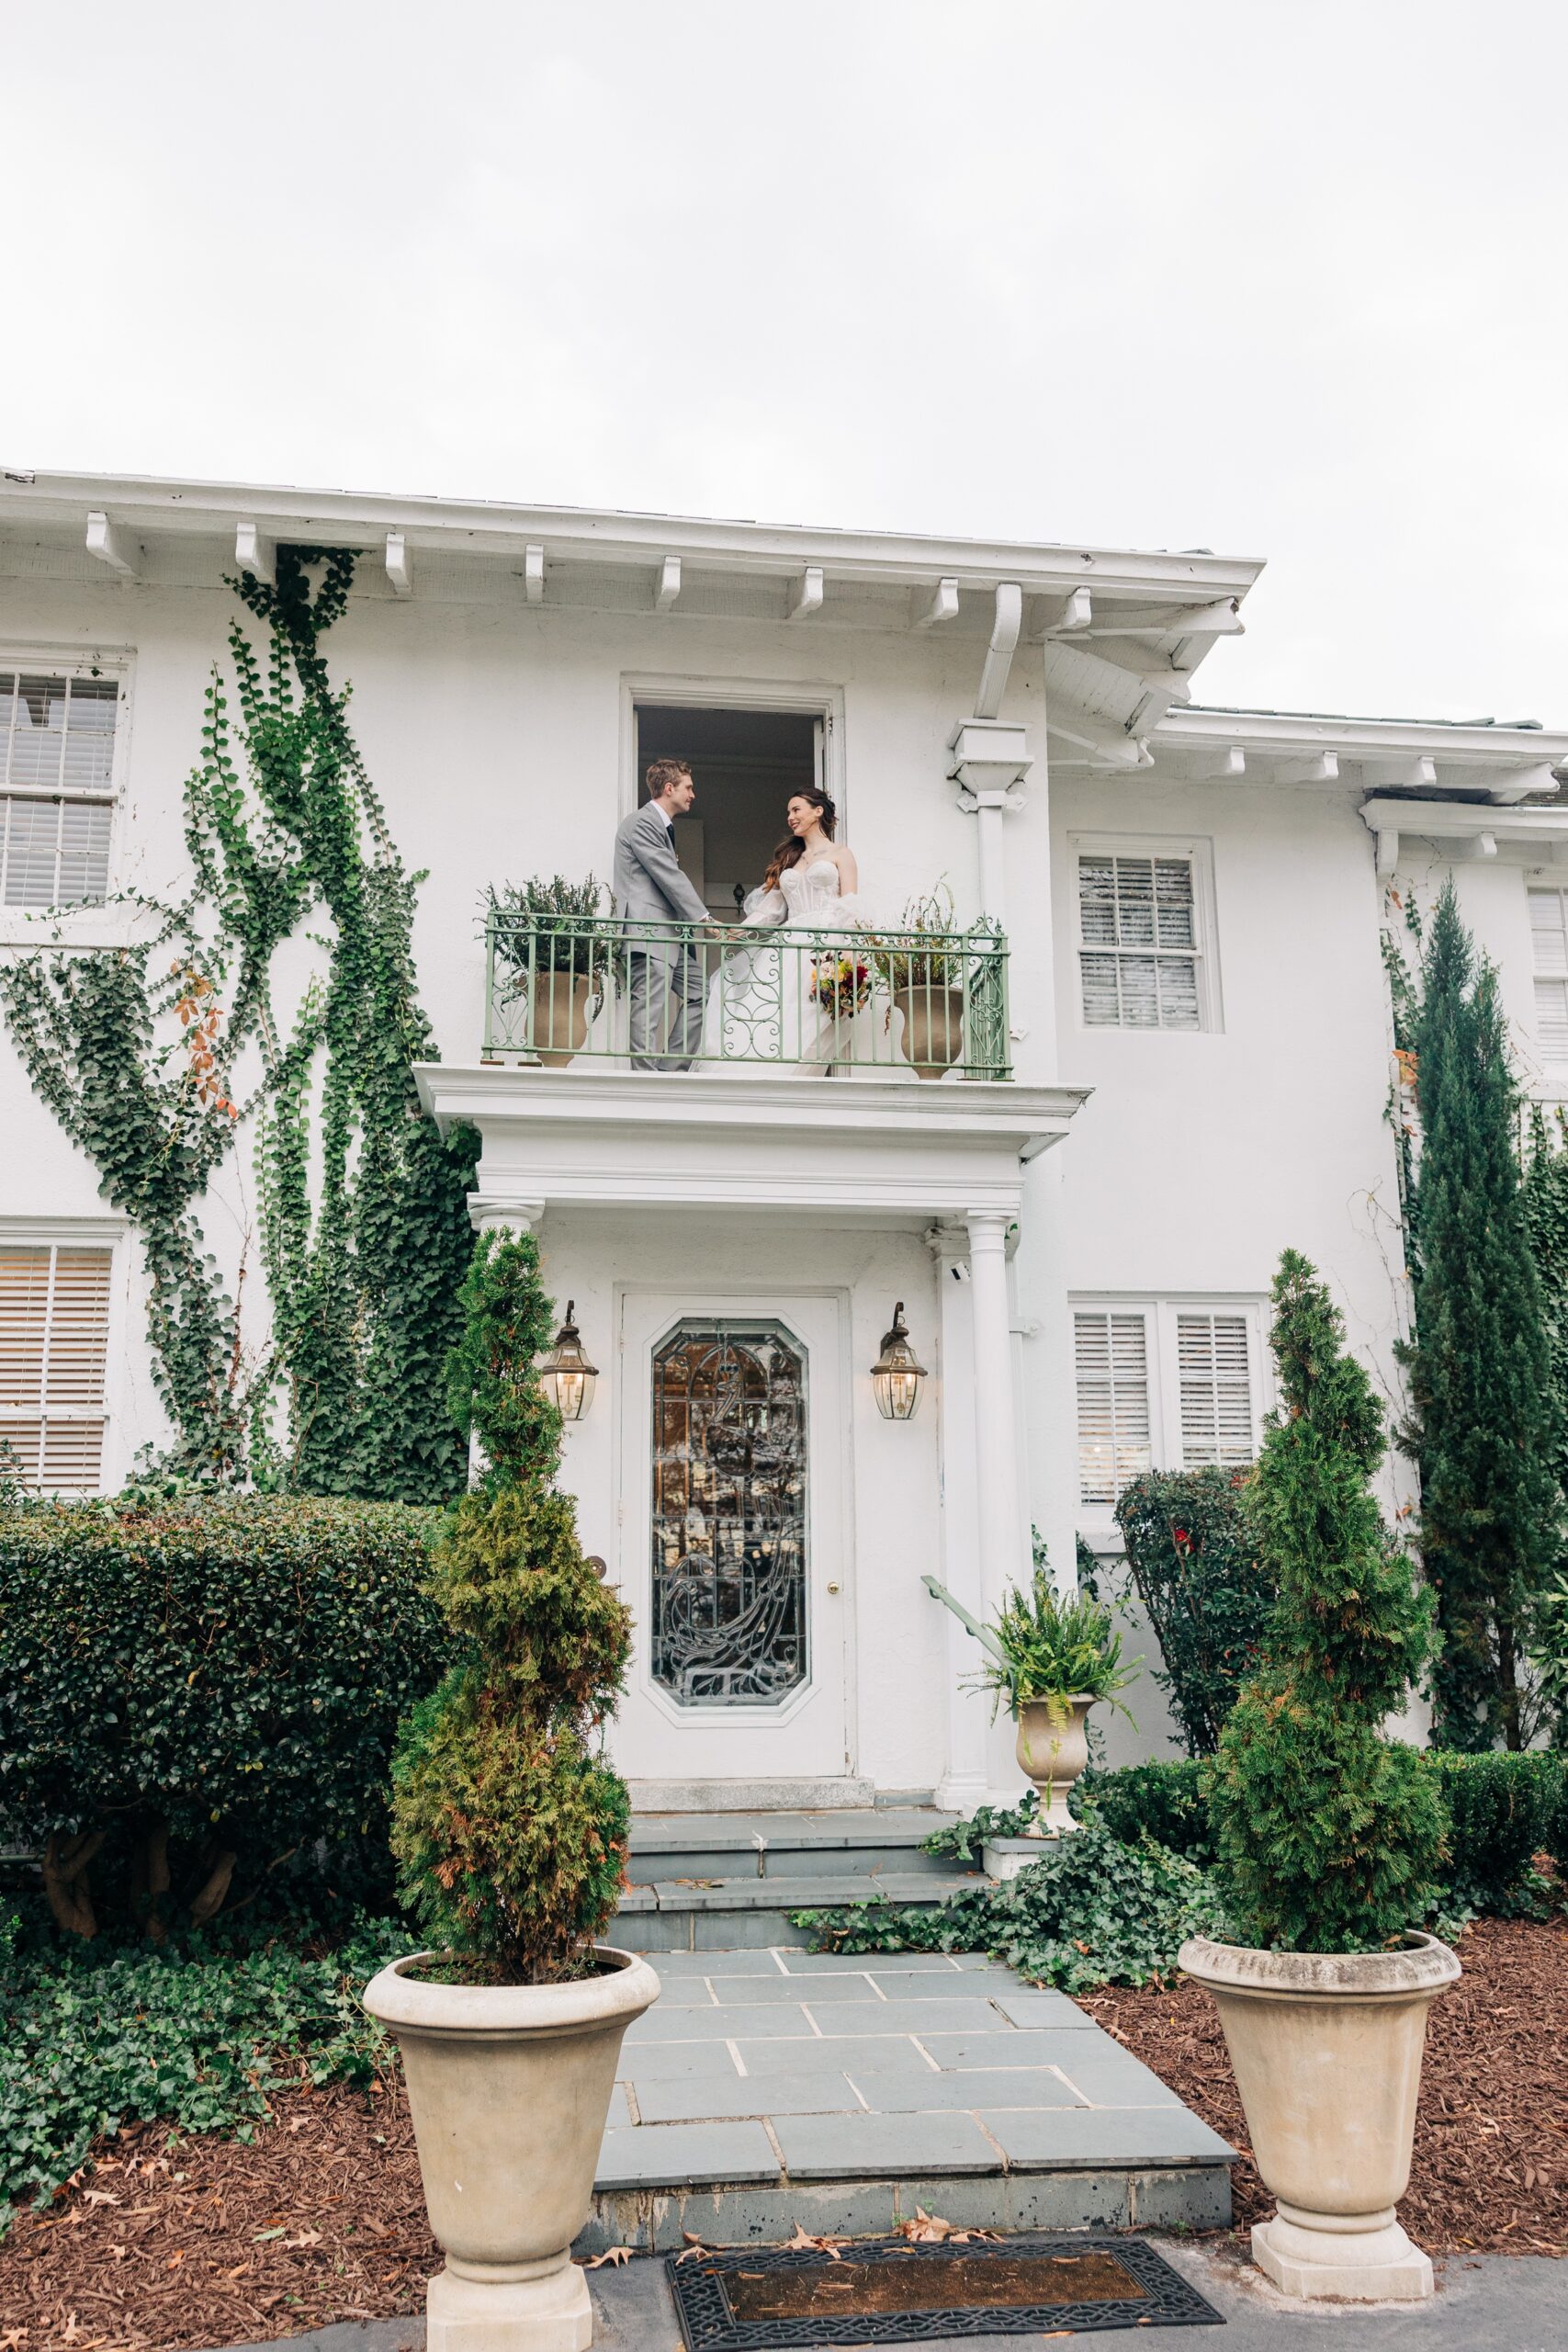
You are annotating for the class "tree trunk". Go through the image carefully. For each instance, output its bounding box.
[188,1846,239,1928]
[41,1828,106,1939]
[130,1816,172,1942]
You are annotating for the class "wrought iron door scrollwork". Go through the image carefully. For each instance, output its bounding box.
[650,1321,807,1705]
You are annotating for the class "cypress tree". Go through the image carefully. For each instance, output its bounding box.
[1209,1251,1444,1952]
[1401,883,1560,1750]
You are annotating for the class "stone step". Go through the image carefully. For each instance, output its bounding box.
[626,1806,961,1887]
[613,1865,982,1953]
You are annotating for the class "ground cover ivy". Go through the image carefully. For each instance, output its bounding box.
[0,1909,407,2226]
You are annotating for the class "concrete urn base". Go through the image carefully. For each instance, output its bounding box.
[363,1947,660,2351]
[1179,1932,1461,2303]
[1013,1694,1094,1835]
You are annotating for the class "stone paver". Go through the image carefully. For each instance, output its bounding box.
[598,1948,1234,2199]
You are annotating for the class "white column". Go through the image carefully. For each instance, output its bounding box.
[948,719,1032,930]
[967,1209,1026,1612]
[928,1222,987,1812]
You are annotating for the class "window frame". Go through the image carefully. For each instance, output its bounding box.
[1067,832,1223,1035]
[1526,872,1568,1074]
[0,1218,126,1496]
[1071,1292,1269,1542]
[0,645,133,922]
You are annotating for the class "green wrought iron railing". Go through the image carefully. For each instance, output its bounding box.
[482,910,1011,1080]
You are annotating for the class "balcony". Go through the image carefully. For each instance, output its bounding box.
[480,908,1013,1082]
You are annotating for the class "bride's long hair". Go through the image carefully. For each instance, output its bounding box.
[762,786,837,894]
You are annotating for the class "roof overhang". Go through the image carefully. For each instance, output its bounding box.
[1143,706,1568,805]
[1360,797,1568,877]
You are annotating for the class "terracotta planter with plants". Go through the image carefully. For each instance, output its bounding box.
[1179,1933,1459,2301]
[530,970,594,1067]
[1013,1693,1095,1834]
[1193,1251,1453,2304]
[367,1226,644,2351]
[364,1949,658,2350]
[894,984,965,1080]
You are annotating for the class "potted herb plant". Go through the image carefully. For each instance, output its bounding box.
[364,1227,656,2352]
[487,875,611,1067]
[878,886,967,1080]
[973,1570,1137,1833]
[1180,1250,1455,2304]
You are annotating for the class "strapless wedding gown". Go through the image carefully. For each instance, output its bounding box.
[705,857,873,1076]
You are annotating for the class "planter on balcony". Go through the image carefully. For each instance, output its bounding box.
[529,972,595,1068]
[894,984,965,1080]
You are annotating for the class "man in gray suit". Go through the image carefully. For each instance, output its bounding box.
[613,757,718,1070]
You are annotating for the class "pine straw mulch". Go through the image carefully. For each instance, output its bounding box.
[2,1914,1563,2351]
[1079,1912,1568,2259]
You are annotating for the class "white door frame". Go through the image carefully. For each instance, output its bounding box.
[610,1283,857,1783]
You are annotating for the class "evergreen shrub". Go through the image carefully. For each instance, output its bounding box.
[1208,1250,1447,1952]
[0,1498,442,1937]
[1427,1751,1558,1915]
[1074,1758,1216,1866]
[389,1227,633,1983]
[1113,1467,1276,1755]
[1400,883,1561,1748]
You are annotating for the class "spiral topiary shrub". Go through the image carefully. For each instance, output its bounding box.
[1207,1250,1446,1952]
[389,1227,632,1982]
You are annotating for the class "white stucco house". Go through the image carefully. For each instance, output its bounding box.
[3,469,1566,1813]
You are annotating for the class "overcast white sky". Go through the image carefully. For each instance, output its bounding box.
[6,2,1564,722]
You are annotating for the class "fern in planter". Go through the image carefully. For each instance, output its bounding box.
[389,1228,632,1981]
[969,1575,1137,1719]
[1207,1250,1446,1952]
[487,875,612,987]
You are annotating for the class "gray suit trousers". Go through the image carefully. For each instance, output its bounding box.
[628,935,707,1071]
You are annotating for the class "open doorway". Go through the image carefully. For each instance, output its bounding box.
[635,704,820,916]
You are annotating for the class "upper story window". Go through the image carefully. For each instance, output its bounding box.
[1529,885,1568,1065]
[1074,838,1219,1032]
[0,1240,114,1493]
[1074,1296,1264,1521]
[1,666,119,908]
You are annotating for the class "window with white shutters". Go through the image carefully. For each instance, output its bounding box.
[1078,852,1202,1031]
[0,1244,113,1492]
[0,669,118,908]
[1529,887,1568,1063]
[1177,1312,1255,1469]
[1074,1310,1152,1506]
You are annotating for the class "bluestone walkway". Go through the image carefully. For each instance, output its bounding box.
[581,1944,1233,2249]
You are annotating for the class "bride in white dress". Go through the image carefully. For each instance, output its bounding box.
[705,787,871,1076]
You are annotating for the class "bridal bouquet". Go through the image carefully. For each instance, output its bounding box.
[809,951,874,1017]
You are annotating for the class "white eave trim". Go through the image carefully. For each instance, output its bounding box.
[1153,706,1568,802]
[0,469,1264,605]
[1360,797,1568,878]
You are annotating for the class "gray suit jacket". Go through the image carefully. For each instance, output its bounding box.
[613,802,711,930]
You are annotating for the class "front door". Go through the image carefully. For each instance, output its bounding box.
[611,1291,852,1783]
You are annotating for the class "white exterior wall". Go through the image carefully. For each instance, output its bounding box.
[4,520,1563,1789]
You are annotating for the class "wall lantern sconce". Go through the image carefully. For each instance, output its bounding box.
[538,1301,598,1422]
[871,1302,927,1421]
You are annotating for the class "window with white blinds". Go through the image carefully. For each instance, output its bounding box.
[1529,887,1568,1063]
[1074,1311,1153,1506]
[0,1244,113,1493]
[1177,1312,1255,1469]
[0,668,118,908]
[1078,852,1202,1030]
[1074,1296,1262,1517]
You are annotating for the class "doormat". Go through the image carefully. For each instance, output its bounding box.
[667,2231,1224,2346]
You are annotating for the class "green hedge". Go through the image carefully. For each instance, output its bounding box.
[1112,1468,1277,1756]
[0,1498,444,1929]
[1077,1751,1563,1917]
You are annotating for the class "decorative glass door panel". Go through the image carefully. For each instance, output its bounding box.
[614,1292,850,1784]
[651,1320,807,1705]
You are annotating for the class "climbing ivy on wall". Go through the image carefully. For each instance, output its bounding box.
[1,547,479,1498]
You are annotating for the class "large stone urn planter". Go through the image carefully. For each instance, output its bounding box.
[528,972,595,1068]
[1015,1693,1094,1835]
[894,984,965,1080]
[1179,1932,1460,2302]
[363,1946,660,2351]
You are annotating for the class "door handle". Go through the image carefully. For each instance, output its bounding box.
[827,1581,840,1594]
